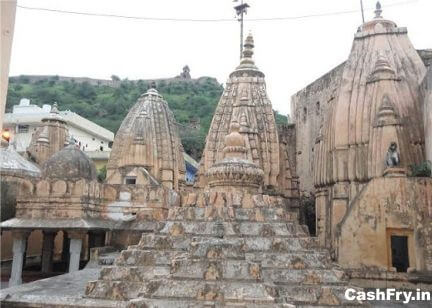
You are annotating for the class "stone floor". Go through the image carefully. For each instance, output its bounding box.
[0,268,123,307]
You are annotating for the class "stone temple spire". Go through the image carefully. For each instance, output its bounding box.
[314,2,426,192]
[196,33,280,191]
[26,102,68,165]
[106,87,185,190]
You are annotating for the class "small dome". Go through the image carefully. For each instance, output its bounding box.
[42,144,96,180]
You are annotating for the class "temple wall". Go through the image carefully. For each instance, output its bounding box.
[290,62,345,196]
[277,124,299,199]
[337,176,432,272]
[420,65,432,162]
[16,179,103,219]
[100,184,180,222]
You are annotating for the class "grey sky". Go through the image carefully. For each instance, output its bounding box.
[9,0,432,117]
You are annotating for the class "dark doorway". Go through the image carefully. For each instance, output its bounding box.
[391,235,409,272]
[125,177,136,185]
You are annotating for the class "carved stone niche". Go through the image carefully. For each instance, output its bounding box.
[19,180,34,195]
[52,180,67,196]
[36,180,50,196]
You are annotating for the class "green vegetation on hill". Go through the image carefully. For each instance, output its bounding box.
[7,76,288,160]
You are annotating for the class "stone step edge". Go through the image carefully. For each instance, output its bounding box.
[129,297,367,307]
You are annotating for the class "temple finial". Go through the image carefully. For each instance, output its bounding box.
[51,102,59,114]
[242,32,254,59]
[374,1,382,19]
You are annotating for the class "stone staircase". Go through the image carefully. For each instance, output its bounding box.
[85,205,365,307]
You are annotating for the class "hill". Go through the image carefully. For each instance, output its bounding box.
[6,75,288,160]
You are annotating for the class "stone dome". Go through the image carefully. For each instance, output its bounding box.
[42,144,96,180]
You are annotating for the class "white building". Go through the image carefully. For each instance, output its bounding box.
[3,99,114,165]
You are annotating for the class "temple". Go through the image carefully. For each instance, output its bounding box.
[196,34,281,192]
[26,103,69,165]
[0,2,431,307]
[106,86,186,190]
[293,2,431,286]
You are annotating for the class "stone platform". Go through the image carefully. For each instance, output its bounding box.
[84,204,366,307]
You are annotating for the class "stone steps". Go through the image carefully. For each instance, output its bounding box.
[85,205,365,306]
[129,298,284,308]
[138,280,278,303]
[99,265,170,282]
[128,298,365,308]
[170,260,347,284]
[157,221,310,238]
[277,285,365,306]
[115,248,188,266]
[86,279,366,306]
[167,206,299,223]
[245,252,331,269]
[188,236,322,254]
[130,235,324,264]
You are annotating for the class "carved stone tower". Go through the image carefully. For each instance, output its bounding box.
[197,33,280,190]
[26,103,69,165]
[106,86,186,190]
[312,3,430,272]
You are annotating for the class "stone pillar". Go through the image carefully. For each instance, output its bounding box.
[315,189,328,247]
[41,231,56,273]
[331,181,349,258]
[68,231,84,273]
[8,230,30,287]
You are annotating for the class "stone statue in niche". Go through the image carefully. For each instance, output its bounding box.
[385,142,400,167]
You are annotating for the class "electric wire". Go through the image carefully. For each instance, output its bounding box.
[16,0,417,23]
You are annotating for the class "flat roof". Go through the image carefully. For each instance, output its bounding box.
[4,111,114,142]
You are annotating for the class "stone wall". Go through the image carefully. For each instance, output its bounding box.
[290,62,345,196]
[277,124,299,199]
[337,176,432,272]
[16,178,103,219]
[100,184,180,222]
[420,66,432,161]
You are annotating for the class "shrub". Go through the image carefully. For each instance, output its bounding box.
[410,161,432,177]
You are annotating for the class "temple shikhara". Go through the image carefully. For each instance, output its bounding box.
[0,2,431,307]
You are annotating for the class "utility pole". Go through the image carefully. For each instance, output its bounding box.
[233,0,250,59]
[360,0,365,23]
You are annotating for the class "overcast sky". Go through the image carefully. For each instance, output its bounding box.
[9,0,432,116]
